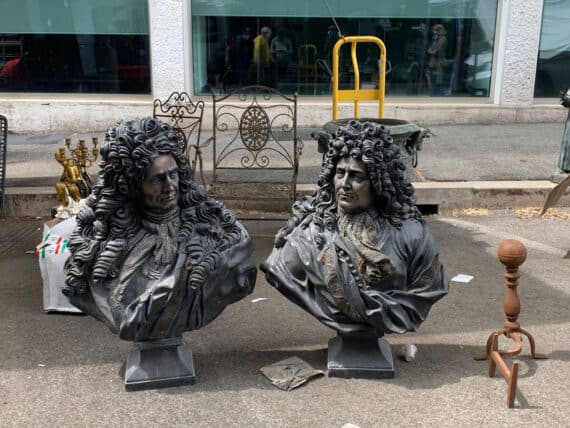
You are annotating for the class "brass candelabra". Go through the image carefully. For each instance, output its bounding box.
[55,137,99,206]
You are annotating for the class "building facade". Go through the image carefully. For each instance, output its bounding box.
[0,0,568,132]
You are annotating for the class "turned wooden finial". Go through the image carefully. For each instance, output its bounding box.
[497,239,527,269]
[497,239,526,326]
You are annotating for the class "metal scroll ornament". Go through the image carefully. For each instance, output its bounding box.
[239,105,270,151]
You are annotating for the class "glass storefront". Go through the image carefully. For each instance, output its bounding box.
[191,0,498,97]
[535,0,570,97]
[0,0,150,94]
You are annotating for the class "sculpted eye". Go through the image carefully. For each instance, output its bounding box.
[170,170,178,179]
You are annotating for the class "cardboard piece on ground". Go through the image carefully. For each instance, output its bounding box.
[260,357,324,391]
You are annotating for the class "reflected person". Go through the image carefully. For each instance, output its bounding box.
[270,27,293,82]
[251,26,274,86]
[427,23,448,94]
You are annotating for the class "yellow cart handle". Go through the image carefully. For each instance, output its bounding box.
[332,36,387,120]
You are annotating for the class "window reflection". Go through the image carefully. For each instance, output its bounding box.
[0,34,150,94]
[535,0,570,97]
[193,15,496,97]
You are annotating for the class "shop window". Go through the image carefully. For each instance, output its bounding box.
[191,0,498,97]
[0,0,150,94]
[534,0,570,98]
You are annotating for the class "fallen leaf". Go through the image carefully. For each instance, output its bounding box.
[516,207,570,221]
[452,208,493,217]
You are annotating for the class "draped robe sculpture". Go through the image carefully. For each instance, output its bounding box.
[64,118,256,389]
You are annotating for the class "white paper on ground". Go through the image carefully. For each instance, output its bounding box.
[451,274,474,283]
[251,297,268,303]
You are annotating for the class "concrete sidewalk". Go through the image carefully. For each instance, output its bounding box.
[0,213,568,426]
[2,122,569,216]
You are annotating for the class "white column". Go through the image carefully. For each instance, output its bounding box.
[148,0,186,99]
[497,0,544,105]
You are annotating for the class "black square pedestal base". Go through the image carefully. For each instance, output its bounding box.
[125,340,196,391]
[327,332,395,379]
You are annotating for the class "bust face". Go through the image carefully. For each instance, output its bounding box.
[141,154,179,214]
[334,156,373,214]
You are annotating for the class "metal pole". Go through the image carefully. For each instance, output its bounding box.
[557,88,570,173]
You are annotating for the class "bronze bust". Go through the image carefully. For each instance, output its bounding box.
[64,118,256,389]
[262,120,448,378]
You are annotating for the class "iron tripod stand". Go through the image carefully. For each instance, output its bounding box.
[475,239,547,408]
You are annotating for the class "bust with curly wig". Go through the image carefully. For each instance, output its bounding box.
[63,118,256,388]
[261,120,448,376]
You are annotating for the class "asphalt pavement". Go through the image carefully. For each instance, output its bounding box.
[0,211,569,426]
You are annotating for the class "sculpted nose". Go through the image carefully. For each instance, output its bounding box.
[164,176,175,191]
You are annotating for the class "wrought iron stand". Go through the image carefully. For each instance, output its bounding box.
[476,239,547,408]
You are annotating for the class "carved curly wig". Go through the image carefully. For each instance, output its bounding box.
[64,117,242,296]
[275,120,422,248]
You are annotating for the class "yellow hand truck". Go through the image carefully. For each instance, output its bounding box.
[331,36,387,120]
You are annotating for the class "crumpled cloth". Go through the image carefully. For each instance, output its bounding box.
[260,357,324,391]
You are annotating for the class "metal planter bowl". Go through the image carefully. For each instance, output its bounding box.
[313,118,426,171]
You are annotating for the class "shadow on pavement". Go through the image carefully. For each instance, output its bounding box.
[0,217,567,405]
[157,348,328,394]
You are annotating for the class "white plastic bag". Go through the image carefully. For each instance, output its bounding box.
[37,216,81,313]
